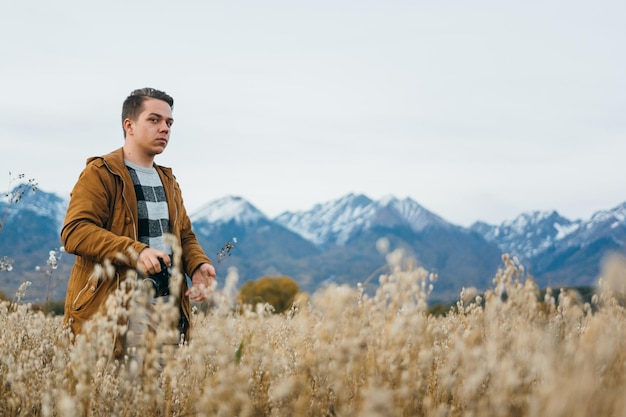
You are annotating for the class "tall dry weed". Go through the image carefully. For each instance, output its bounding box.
[1,246,626,416]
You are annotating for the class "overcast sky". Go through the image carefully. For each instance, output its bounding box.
[1,0,624,227]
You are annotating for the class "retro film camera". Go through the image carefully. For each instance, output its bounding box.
[144,257,171,297]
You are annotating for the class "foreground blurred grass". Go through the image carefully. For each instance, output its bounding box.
[1,248,625,417]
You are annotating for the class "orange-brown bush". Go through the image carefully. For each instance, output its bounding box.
[1,246,626,417]
[238,276,300,314]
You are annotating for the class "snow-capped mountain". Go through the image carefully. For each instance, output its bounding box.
[274,193,449,246]
[470,210,580,261]
[564,202,626,245]
[471,202,626,288]
[0,187,72,301]
[270,193,502,298]
[383,195,449,231]
[2,186,625,303]
[1,184,68,232]
[191,196,266,230]
[188,195,321,283]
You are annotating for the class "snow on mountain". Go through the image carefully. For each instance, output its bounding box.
[273,194,375,246]
[190,196,266,225]
[471,210,578,260]
[274,193,450,246]
[4,185,626,298]
[559,201,626,245]
[382,195,449,231]
[1,185,68,231]
[584,202,626,230]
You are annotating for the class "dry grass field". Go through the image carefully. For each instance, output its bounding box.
[1,246,626,417]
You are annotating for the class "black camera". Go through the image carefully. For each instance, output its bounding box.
[144,257,171,297]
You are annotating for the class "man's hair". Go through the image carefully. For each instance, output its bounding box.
[122,88,174,137]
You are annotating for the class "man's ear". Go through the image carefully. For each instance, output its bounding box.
[123,118,134,136]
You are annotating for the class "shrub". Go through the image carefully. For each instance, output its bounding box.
[238,276,300,313]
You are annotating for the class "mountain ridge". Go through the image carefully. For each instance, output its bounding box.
[273,193,451,246]
[1,186,625,303]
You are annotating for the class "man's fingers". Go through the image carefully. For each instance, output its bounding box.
[138,248,171,274]
[143,261,155,274]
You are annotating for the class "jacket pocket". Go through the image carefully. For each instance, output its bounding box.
[71,273,102,311]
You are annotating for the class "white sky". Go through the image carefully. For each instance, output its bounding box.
[1,0,624,227]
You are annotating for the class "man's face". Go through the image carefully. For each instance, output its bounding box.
[125,98,174,156]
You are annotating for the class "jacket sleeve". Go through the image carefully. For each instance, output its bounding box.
[61,162,146,266]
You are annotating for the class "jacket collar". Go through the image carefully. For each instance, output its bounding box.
[88,147,174,180]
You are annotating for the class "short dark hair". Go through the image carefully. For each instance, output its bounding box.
[121,88,174,137]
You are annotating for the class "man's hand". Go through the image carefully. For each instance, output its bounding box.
[138,248,171,275]
[186,263,216,301]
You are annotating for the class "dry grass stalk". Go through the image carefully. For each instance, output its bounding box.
[1,247,625,416]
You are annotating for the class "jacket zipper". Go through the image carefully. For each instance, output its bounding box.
[102,159,138,240]
[171,176,178,230]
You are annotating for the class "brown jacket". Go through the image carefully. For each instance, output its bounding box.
[61,147,211,338]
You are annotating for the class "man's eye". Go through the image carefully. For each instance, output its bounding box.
[166,121,173,127]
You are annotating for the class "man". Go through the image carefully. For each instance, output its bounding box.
[61,88,215,354]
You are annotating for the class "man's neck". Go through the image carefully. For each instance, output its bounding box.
[123,144,154,168]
